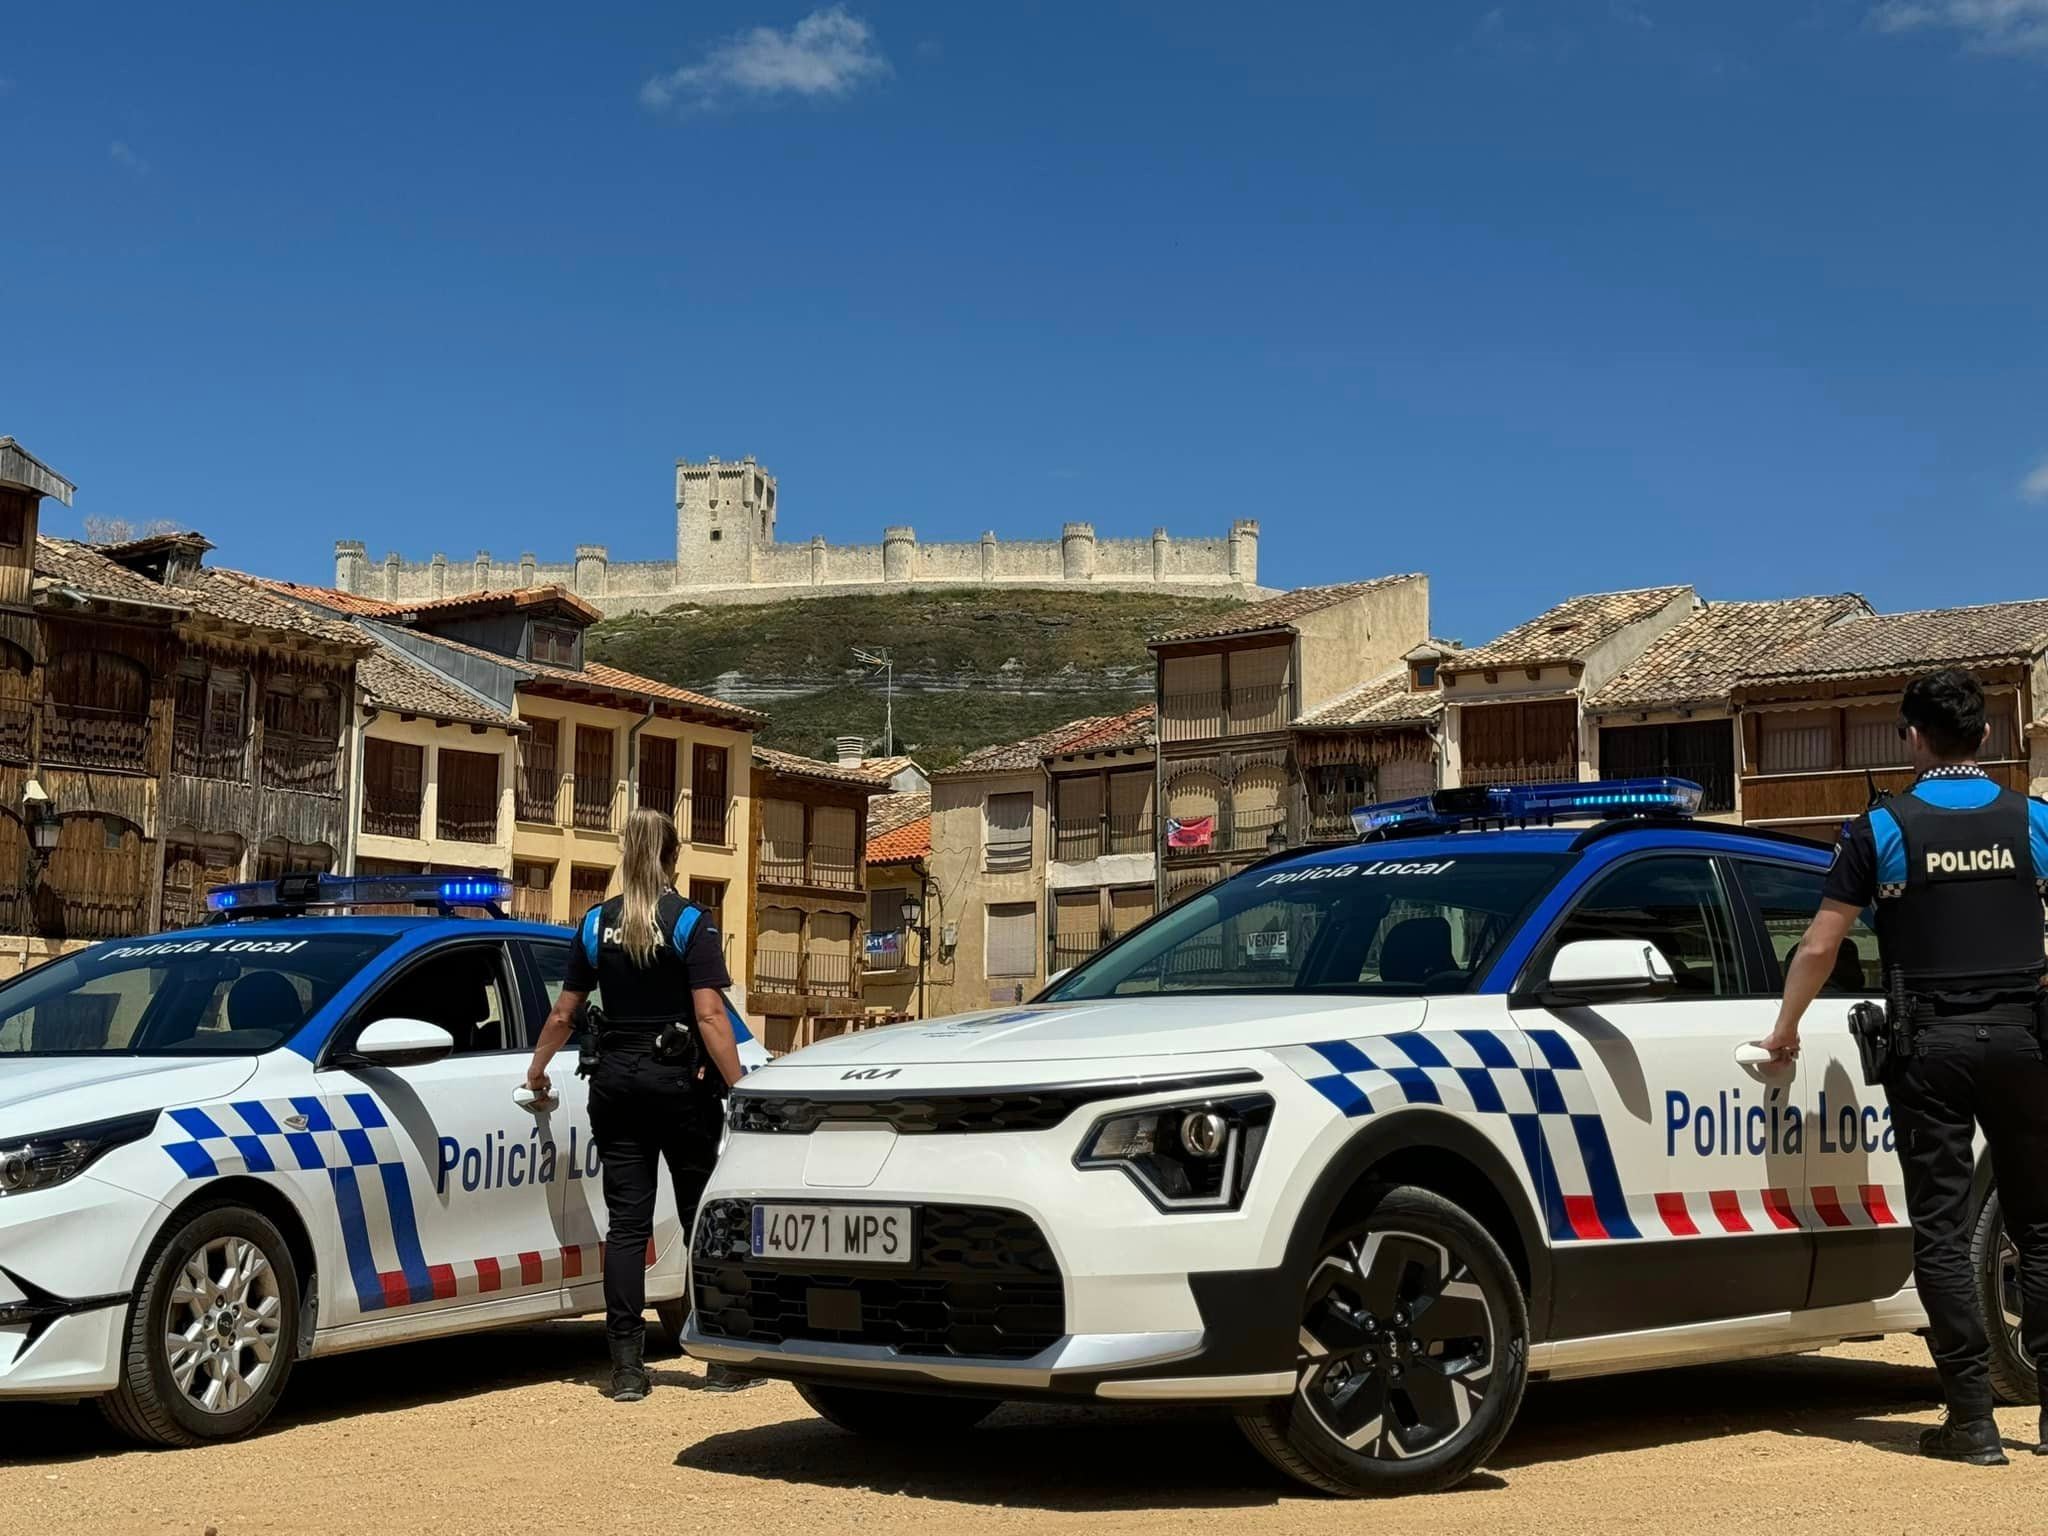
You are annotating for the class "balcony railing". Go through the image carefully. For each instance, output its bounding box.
[262,736,342,797]
[517,765,561,824]
[1052,812,1154,863]
[1163,807,1292,858]
[1051,932,1107,973]
[684,794,734,848]
[437,795,499,845]
[41,701,150,773]
[1159,684,1291,743]
[20,889,150,943]
[511,885,558,924]
[1462,759,1577,788]
[0,700,29,765]
[362,784,423,840]
[572,780,617,833]
[752,949,857,999]
[172,725,248,783]
[758,838,861,891]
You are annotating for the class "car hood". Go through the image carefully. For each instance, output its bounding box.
[0,1056,261,1138]
[770,994,1428,1069]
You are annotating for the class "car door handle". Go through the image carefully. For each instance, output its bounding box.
[1733,1043,1779,1066]
[512,1087,557,1112]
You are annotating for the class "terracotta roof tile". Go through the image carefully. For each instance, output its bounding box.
[1444,586,1695,672]
[1150,576,1425,645]
[34,537,192,612]
[1294,668,1445,728]
[751,745,894,789]
[241,574,413,618]
[943,704,1155,776]
[1586,595,1871,712]
[359,645,520,729]
[402,584,603,625]
[1737,598,2048,687]
[867,793,933,863]
[188,571,370,648]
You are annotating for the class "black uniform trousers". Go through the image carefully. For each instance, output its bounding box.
[587,1042,724,1342]
[1889,1019,2048,1416]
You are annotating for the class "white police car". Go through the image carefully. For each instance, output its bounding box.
[688,779,2023,1496]
[0,873,764,1445]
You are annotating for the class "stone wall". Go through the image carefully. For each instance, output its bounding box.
[335,456,1264,615]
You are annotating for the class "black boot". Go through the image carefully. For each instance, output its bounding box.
[608,1334,651,1403]
[1918,1413,2007,1466]
[2036,1408,2047,1457]
[702,1361,768,1394]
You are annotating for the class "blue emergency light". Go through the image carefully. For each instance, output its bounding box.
[1350,777,1704,838]
[205,873,515,916]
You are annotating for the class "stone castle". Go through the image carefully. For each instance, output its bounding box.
[334,456,1266,613]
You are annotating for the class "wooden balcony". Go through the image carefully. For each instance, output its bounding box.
[1051,812,1153,863]
[752,947,857,999]
[0,700,29,765]
[437,793,499,845]
[1159,684,1290,744]
[1741,762,2029,827]
[41,701,150,773]
[172,725,248,784]
[516,765,561,824]
[759,838,861,892]
[362,783,423,840]
[262,736,342,797]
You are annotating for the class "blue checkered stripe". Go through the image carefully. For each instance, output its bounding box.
[1278,1028,1639,1244]
[162,1094,428,1316]
[161,1093,399,1179]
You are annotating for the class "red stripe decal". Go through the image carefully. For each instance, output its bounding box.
[1762,1188,1799,1230]
[476,1256,502,1293]
[519,1250,544,1287]
[1563,1194,1609,1241]
[1655,1192,1698,1237]
[379,1270,411,1309]
[428,1263,458,1300]
[1860,1184,1897,1225]
[562,1245,583,1280]
[1810,1186,1852,1229]
[1710,1190,1752,1233]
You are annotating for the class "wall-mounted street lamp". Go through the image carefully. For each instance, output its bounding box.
[1265,825,1288,856]
[23,780,59,856]
[899,888,931,1020]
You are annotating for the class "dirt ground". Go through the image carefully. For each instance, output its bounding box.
[1,1329,2042,1536]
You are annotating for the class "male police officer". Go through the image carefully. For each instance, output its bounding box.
[1764,668,2048,1465]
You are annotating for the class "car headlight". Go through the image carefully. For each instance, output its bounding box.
[0,1110,159,1198]
[1074,1095,1273,1211]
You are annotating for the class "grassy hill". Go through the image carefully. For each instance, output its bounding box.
[587,588,1244,767]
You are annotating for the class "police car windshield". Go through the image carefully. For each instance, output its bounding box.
[1042,852,1570,1001]
[0,934,396,1056]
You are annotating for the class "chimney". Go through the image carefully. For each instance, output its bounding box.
[836,735,866,767]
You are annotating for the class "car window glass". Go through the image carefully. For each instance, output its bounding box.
[1734,859,1881,995]
[1540,855,1739,998]
[362,945,516,1054]
[519,939,593,1039]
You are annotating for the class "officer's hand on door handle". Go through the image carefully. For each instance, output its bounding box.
[1744,1026,1800,1065]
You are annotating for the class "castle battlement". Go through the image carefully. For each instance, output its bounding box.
[335,456,1265,613]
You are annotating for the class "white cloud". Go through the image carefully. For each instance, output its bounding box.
[642,6,890,113]
[108,140,149,176]
[2022,459,2048,501]
[1871,0,2048,53]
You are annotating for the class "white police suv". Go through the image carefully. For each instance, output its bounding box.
[688,779,2024,1496]
[0,873,764,1445]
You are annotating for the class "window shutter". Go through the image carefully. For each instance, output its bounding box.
[986,902,1038,978]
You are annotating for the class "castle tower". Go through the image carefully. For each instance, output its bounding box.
[676,454,776,588]
[333,540,369,593]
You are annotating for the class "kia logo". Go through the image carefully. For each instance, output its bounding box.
[841,1067,901,1081]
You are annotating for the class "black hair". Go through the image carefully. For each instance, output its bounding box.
[1899,667,1987,760]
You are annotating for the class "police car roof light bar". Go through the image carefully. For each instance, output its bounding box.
[205,873,514,920]
[1351,777,1704,839]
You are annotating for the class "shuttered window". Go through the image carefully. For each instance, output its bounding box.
[984,792,1034,871]
[986,902,1039,978]
[1109,886,1154,933]
[760,799,806,883]
[1758,711,1835,774]
[1843,705,1903,770]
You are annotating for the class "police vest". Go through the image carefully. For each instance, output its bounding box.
[1875,786,2045,1003]
[577,892,705,1027]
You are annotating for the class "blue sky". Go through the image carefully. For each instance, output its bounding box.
[3,1,2045,645]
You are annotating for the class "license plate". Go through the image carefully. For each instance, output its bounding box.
[751,1203,913,1265]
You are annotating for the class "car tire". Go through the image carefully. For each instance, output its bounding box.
[1973,1189,2038,1406]
[1237,1183,1529,1497]
[653,1299,691,1357]
[99,1202,302,1447]
[795,1380,1000,1437]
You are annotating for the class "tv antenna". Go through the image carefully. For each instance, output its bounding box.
[852,646,894,756]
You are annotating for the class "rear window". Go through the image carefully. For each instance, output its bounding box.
[1043,852,1570,1000]
[0,934,395,1055]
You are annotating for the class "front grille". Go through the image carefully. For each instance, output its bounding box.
[692,1200,1066,1360]
[727,1069,1262,1136]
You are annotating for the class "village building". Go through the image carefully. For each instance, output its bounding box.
[1290,645,1452,842]
[1729,599,2048,840]
[748,746,892,1052]
[1148,576,1430,904]
[1582,595,1871,820]
[1046,707,1157,979]
[862,791,932,1020]
[1437,586,1697,790]
[254,578,763,945]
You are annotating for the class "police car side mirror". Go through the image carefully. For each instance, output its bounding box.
[340,1017,455,1070]
[1529,939,1678,1007]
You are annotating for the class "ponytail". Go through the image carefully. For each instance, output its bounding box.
[618,807,681,967]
